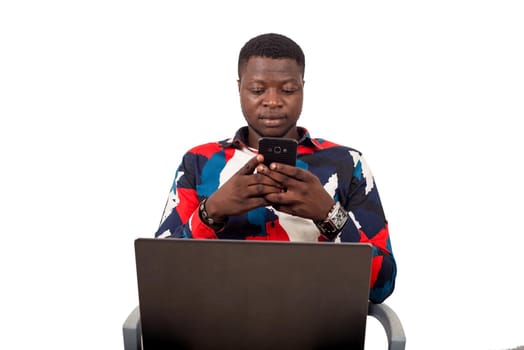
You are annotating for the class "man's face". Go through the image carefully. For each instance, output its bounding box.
[238,56,304,148]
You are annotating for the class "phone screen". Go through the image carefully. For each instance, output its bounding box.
[258,137,298,166]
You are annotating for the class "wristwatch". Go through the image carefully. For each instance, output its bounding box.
[198,198,228,231]
[314,201,349,240]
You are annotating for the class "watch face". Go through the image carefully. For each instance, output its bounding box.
[315,202,349,238]
[332,207,348,228]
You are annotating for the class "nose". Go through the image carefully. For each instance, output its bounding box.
[262,89,283,108]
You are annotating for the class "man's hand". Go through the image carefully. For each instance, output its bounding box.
[204,155,284,221]
[256,162,335,221]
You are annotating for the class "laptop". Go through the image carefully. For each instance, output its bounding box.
[134,238,373,350]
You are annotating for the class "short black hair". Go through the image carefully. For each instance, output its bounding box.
[238,33,305,79]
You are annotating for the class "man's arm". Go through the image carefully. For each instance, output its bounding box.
[155,151,282,238]
[257,153,397,303]
[338,152,396,303]
[155,150,212,239]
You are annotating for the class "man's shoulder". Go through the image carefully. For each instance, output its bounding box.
[309,137,361,155]
[185,140,230,159]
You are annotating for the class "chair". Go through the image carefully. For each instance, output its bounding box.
[122,302,406,350]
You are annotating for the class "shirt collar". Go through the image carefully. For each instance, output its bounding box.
[224,126,325,151]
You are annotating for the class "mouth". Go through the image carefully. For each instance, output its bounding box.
[259,115,286,127]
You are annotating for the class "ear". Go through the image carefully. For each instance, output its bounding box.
[237,79,241,92]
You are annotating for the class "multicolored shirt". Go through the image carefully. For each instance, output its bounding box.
[156,127,396,303]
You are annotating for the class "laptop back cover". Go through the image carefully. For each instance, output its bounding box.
[135,238,372,350]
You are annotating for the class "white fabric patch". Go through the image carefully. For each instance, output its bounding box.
[349,211,362,229]
[160,171,184,223]
[219,149,256,187]
[349,150,374,194]
[278,173,339,242]
[157,229,171,238]
[276,210,320,242]
[324,173,338,198]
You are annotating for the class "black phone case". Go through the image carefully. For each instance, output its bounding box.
[258,137,298,166]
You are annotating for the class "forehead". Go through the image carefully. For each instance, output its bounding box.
[240,56,303,82]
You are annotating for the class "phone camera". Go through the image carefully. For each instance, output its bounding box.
[274,146,282,154]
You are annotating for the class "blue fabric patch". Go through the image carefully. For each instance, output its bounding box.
[247,207,267,236]
[197,152,226,196]
[296,159,308,170]
[353,160,362,180]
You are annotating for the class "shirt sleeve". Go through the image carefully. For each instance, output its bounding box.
[338,151,397,303]
[154,151,218,239]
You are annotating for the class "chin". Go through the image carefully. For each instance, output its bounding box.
[263,125,296,136]
[248,123,297,140]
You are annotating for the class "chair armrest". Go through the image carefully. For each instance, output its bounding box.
[368,302,406,350]
[123,306,142,350]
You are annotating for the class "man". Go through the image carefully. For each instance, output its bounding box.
[155,33,396,303]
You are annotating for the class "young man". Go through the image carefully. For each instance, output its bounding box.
[155,33,396,303]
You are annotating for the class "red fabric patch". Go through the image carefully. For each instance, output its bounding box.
[359,224,390,288]
[190,213,218,239]
[266,220,290,241]
[223,147,236,162]
[188,143,223,159]
[317,235,329,242]
[176,188,199,223]
[359,224,390,254]
[297,144,314,155]
[245,220,290,241]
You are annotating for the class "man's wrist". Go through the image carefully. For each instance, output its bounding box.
[314,201,349,240]
[198,198,228,231]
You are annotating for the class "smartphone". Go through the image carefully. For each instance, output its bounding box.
[258,137,298,166]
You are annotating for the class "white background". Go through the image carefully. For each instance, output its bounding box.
[1,1,523,349]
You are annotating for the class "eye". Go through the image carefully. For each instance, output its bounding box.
[282,87,298,95]
[248,87,265,95]
[281,83,299,95]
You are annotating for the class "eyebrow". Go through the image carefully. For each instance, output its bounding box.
[246,78,301,84]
